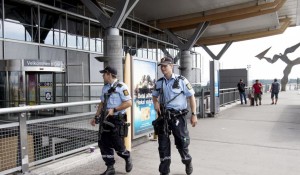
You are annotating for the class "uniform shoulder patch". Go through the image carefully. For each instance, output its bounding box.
[117,83,123,87]
[123,89,129,96]
[186,83,192,90]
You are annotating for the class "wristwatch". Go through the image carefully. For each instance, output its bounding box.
[191,112,196,116]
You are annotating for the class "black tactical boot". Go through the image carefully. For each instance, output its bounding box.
[100,165,115,175]
[125,157,133,172]
[186,162,193,175]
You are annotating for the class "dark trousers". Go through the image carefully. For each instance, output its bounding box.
[239,91,247,104]
[157,115,192,174]
[98,118,130,166]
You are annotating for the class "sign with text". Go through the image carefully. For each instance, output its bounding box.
[24,60,64,67]
[132,58,157,138]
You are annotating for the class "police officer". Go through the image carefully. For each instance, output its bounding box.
[152,57,197,175]
[91,66,133,175]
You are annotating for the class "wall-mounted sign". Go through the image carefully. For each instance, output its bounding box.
[39,82,53,87]
[24,60,64,67]
[23,59,65,72]
[45,92,52,100]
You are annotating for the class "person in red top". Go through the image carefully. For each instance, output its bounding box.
[252,79,263,106]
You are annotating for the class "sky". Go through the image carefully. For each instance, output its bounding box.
[196,26,300,83]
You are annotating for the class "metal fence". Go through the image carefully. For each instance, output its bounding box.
[196,86,257,117]
[219,88,239,106]
[0,100,100,175]
[196,83,298,117]
[219,87,254,106]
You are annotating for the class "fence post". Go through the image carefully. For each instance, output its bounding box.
[19,112,29,173]
[234,89,236,102]
[200,89,205,118]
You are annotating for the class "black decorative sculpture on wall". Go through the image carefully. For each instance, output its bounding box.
[255,42,300,91]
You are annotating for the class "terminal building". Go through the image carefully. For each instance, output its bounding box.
[0,0,299,174]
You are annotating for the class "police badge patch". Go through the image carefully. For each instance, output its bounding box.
[123,89,129,96]
[186,83,192,90]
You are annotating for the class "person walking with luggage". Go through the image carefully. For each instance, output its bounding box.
[237,79,247,104]
[152,57,198,175]
[270,78,280,105]
[90,66,133,175]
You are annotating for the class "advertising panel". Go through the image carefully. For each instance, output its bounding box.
[132,58,157,138]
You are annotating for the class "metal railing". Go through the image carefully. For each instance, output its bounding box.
[219,88,239,106]
[0,100,101,175]
[196,83,298,117]
[196,87,255,117]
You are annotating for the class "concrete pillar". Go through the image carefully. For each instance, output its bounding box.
[180,50,193,81]
[104,28,123,81]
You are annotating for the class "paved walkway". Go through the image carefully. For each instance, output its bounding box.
[29,91,300,175]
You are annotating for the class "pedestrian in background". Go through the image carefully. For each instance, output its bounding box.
[270,78,280,105]
[237,79,247,105]
[252,79,263,106]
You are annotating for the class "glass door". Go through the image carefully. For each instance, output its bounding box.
[38,73,55,116]
[26,72,54,116]
[26,72,65,117]
[0,71,7,108]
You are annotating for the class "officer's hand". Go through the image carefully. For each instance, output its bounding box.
[106,108,114,118]
[190,115,197,127]
[90,118,96,126]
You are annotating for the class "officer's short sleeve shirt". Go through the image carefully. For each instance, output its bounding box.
[152,73,195,110]
[100,80,131,114]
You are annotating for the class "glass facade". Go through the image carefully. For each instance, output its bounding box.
[0,2,204,174]
[0,0,202,110]
[1,0,201,62]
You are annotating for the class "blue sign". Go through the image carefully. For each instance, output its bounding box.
[45,92,51,100]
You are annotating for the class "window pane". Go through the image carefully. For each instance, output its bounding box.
[43,28,53,45]
[53,30,60,46]
[68,16,85,49]
[61,31,67,47]
[83,37,89,51]
[77,36,83,49]
[67,34,76,48]
[4,21,26,41]
[91,22,103,53]
[90,38,96,52]
[96,39,103,53]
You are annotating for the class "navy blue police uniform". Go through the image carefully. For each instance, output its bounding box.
[152,73,195,174]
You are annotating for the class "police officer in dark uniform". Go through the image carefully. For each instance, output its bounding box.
[152,57,197,175]
[91,66,133,175]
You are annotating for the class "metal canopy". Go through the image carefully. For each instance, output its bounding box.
[100,0,300,45]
